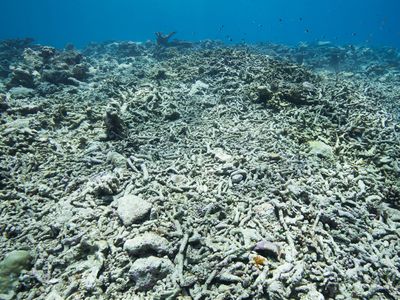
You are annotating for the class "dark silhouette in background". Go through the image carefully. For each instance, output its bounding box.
[155,32,192,48]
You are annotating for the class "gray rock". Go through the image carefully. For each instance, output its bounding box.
[9,86,35,99]
[129,256,174,291]
[117,195,152,226]
[124,232,169,256]
[231,173,244,184]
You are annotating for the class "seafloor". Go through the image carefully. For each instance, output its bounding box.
[0,38,399,300]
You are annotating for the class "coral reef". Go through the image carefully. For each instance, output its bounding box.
[0,39,399,300]
[2,44,89,89]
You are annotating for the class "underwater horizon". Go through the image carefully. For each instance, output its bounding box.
[1,0,400,49]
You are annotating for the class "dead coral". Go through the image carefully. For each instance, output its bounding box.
[155,31,192,48]
[104,101,126,140]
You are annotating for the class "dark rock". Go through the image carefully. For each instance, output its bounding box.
[71,63,89,80]
[39,46,56,61]
[278,82,317,105]
[257,85,273,103]
[0,94,9,112]
[0,64,8,77]
[254,240,280,259]
[164,111,181,121]
[104,102,125,140]
[154,69,167,80]
[58,50,82,65]
[42,69,74,85]
[36,82,61,95]
[320,213,339,229]
[7,68,34,88]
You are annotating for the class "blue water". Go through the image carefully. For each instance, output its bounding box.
[1,0,399,49]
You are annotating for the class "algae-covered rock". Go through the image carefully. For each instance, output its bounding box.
[0,250,33,298]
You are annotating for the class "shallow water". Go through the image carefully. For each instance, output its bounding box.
[0,2,399,300]
[0,0,399,48]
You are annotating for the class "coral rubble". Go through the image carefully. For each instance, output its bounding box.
[0,39,399,300]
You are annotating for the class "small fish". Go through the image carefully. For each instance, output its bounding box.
[299,17,303,21]
[305,29,309,33]
[352,32,357,36]
[279,18,283,22]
